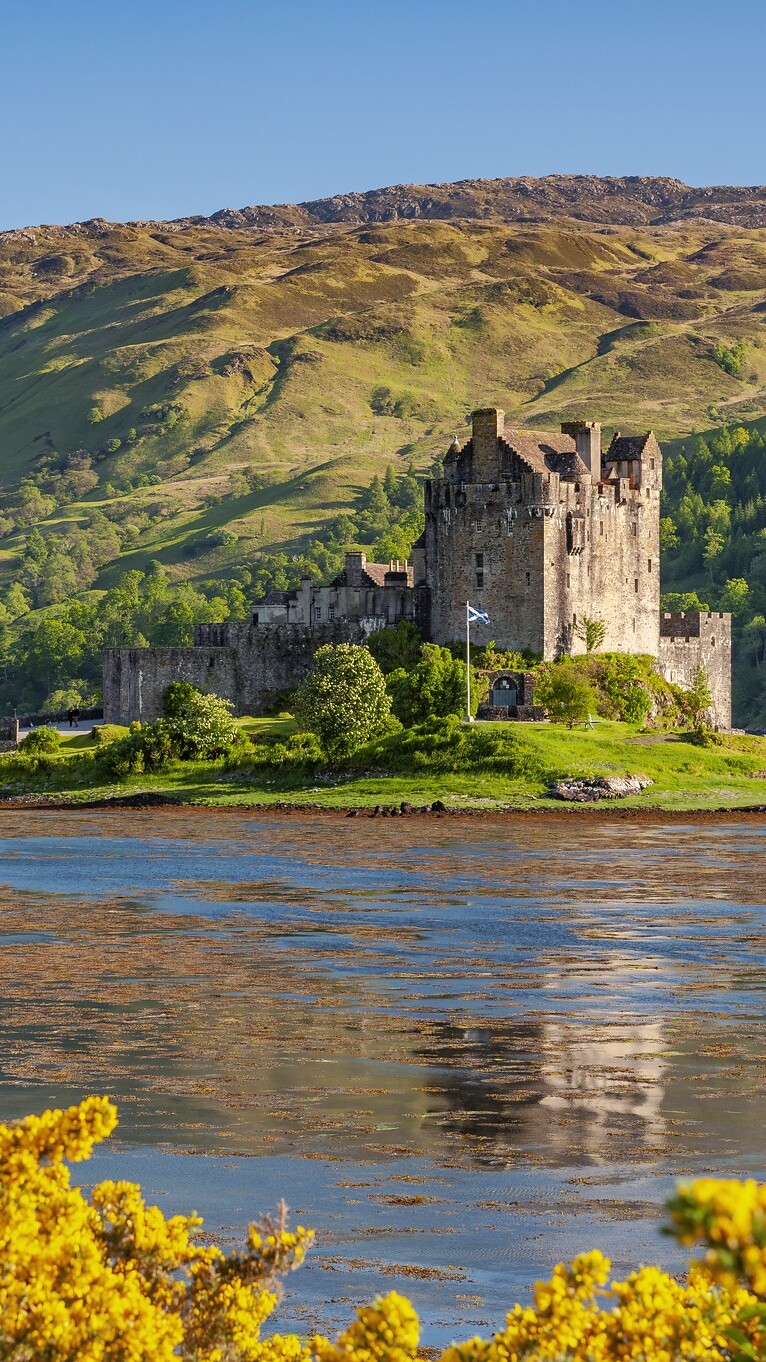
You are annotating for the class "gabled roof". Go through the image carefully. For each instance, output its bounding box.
[261,589,298,606]
[502,425,589,478]
[605,432,653,462]
[331,561,415,588]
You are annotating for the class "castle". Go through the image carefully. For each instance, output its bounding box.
[103,408,732,729]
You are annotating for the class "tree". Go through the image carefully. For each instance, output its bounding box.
[294,644,391,758]
[574,616,606,655]
[387,644,470,725]
[536,660,598,728]
[703,527,725,581]
[366,621,423,675]
[659,517,680,552]
[686,663,713,728]
[718,577,750,619]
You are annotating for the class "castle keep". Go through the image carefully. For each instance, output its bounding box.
[417,409,661,656]
[103,407,732,729]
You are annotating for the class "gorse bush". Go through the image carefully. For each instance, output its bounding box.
[3,1096,766,1360]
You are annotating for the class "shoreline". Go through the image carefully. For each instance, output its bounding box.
[0,792,765,823]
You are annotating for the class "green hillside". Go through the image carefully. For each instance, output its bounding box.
[1,175,766,717]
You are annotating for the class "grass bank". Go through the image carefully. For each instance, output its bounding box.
[4,716,766,813]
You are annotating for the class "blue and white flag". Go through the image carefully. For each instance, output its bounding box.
[467,604,490,624]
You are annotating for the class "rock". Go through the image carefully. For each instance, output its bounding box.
[346,809,359,817]
[400,801,414,814]
[548,776,653,802]
[430,799,448,813]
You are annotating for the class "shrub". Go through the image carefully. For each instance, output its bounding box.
[535,659,599,727]
[388,644,471,725]
[90,723,130,746]
[18,726,61,753]
[99,720,177,777]
[350,715,543,780]
[163,686,238,759]
[294,644,391,758]
[4,1096,766,1360]
[366,621,423,675]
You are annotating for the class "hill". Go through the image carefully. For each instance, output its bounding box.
[1,173,766,718]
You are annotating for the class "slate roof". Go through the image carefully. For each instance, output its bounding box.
[605,433,653,462]
[502,425,589,478]
[261,589,298,605]
[333,560,414,588]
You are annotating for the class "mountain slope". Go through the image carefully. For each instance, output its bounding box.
[0,179,766,588]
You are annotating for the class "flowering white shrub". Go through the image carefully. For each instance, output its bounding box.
[294,644,392,758]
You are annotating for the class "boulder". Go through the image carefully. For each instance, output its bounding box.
[549,775,653,802]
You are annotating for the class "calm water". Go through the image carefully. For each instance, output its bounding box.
[1,810,765,1342]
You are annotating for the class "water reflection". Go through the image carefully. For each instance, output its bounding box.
[0,811,764,1339]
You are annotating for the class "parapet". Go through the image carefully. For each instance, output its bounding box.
[660,611,730,640]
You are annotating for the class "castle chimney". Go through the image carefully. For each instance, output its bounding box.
[561,420,602,482]
[344,551,366,586]
[471,407,505,483]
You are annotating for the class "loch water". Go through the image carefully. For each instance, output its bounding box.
[1,809,765,1344]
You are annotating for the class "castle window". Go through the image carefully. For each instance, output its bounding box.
[634,579,639,593]
[632,523,637,537]
[526,572,530,586]
[600,522,604,536]
[314,606,322,622]
[646,488,651,498]
[648,559,652,572]
[328,605,336,621]
[253,612,259,624]
[650,459,655,471]
[711,636,716,646]
[566,573,570,588]
[473,518,482,532]
[475,552,485,588]
[476,570,484,588]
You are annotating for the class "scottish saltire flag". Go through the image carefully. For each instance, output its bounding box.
[467,604,490,624]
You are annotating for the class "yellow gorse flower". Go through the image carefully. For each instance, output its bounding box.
[0,1099,764,1361]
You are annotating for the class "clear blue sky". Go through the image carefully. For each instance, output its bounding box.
[2,0,764,229]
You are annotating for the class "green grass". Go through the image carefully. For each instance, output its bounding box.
[2,211,766,591]
[9,718,766,813]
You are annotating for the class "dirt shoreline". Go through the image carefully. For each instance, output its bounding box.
[0,792,765,823]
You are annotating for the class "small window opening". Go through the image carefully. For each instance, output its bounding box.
[634,579,639,593]
[313,606,322,622]
[328,605,336,621]
[648,559,652,572]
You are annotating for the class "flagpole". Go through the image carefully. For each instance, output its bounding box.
[466,600,471,722]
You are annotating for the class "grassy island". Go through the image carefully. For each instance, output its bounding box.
[3,714,766,814]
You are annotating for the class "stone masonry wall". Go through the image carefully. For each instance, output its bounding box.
[542,461,661,658]
[103,621,370,725]
[103,647,240,726]
[657,612,732,730]
[421,433,662,658]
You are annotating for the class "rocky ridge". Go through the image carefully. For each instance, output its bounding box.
[6,175,766,242]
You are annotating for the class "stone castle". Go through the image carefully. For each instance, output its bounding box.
[103,407,732,729]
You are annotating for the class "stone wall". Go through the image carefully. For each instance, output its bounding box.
[658,611,732,730]
[418,411,662,659]
[103,621,371,725]
[103,647,240,726]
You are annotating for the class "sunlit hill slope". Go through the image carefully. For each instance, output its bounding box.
[1,173,766,586]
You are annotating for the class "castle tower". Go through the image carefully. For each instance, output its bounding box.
[416,407,663,658]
